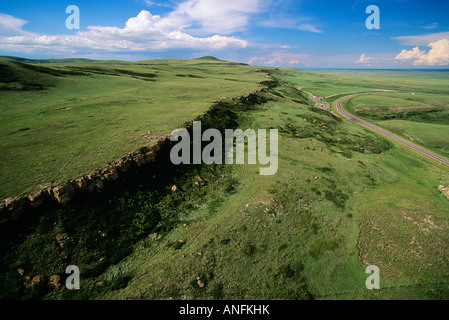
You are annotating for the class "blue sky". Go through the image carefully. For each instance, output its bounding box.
[0,0,448,68]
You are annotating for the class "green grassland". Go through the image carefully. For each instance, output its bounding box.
[0,57,266,199]
[0,62,448,300]
[279,68,449,158]
[345,93,449,157]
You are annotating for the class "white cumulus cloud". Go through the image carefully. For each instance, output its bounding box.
[395,39,449,66]
[0,13,32,36]
[0,9,249,55]
[169,0,263,34]
[355,54,376,66]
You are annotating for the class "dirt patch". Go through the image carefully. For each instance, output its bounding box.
[438,185,449,200]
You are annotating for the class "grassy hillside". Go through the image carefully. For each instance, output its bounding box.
[1,65,448,300]
[284,69,449,158]
[0,58,266,199]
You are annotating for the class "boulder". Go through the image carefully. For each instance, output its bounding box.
[31,275,44,287]
[74,177,88,190]
[5,196,29,220]
[134,154,146,166]
[102,167,119,181]
[28,189,51,208]
[115,159,131,173]
[52,183,75,205]
[48,275,61,290]
[55,233,68,248]
[144,151,157,163]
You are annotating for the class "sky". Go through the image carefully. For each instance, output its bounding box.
[0,0,448,68]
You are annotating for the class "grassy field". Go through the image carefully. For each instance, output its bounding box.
[0,57,266,199]
[0,62,448,300]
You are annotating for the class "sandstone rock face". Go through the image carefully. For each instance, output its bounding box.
[0,201,8,223]
[102,167,119,181]
[134,154,146,166]
[48,275,61,290]
[4,196,29,220]
[31,275,44,287]
[28,189,51,208]
[55,233,68,248]
[0,89,264,221]
[114,159,131,173]
[0,127,186,224]
[52,183,75,205]
[75,177,88,190]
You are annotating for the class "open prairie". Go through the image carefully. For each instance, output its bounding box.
[0,57,266,199]
[1,60,448,300]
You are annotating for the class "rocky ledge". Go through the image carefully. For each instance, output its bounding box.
[0,134,170,225]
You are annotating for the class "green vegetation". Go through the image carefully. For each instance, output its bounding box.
[287,68,449,158]
[0,61,448,300]
[346,93,449,157]
[0,57,266,199]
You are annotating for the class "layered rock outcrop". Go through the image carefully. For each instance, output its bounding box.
[0,135,170,225]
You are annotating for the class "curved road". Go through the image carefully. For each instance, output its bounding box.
[336,93,449,167]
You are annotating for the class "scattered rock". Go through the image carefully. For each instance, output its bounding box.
[102,167,119,181]
[31,275,43,287]
[117,158,132,172]
[52,183,75,205]
[89,179,104,192]
[55,233,68,248]
[197,280,205,288]
[438,185,449,200]
[75,177,88,189]
[144,151,157,163]
[134,154,146,166]
[4,196,29,220]
[48,275,60,290]
[171,185,178,192]
[28,189,50,208]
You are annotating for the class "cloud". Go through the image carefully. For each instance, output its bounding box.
[393,31,449,46]
[395,39,449,66]
[419,22,439,30]
[0,13,32,36]
[168,0,264,34]
[260,18,323,33]
[258,5,323,34]
[143,0,173,8]
[296,23,322,33]
[248,51,310,66]
[355,54,376,66]
[0,10,249,55]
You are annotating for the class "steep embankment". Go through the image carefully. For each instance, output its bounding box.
[0,58,268,221]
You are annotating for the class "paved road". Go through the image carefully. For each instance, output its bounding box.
[336,93,449,167]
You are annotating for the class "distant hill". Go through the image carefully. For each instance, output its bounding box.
[195,56,223,61]
[0,56,123,64]
[0,59,90,91]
